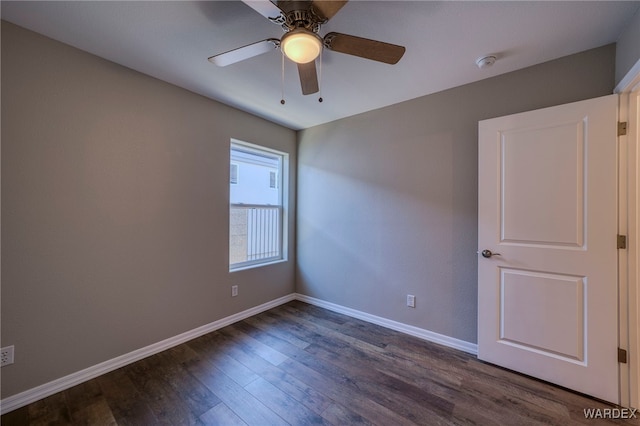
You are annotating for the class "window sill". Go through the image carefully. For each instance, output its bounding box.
[229,258,287,273]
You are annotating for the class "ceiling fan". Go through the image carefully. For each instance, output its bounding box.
[208,0,406,96]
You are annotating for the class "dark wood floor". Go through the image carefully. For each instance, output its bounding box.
[2,300,634,425]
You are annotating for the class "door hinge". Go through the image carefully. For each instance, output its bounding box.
[617,234,627,249]
[618,121,628,136]
[619,348,628,364]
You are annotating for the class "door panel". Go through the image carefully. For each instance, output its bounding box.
[478,94,618,404]
[501,121,585,247]
[500,269,585,362]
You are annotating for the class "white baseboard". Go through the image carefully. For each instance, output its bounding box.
[0,294,296,415]
[294,293,478,355]
[1,292,477,415]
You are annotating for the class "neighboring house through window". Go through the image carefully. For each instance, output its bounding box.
[229,140,287,270]
[269,171,277,189]
[230,163,239,185]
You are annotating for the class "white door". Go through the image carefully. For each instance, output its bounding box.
[478,94,619,404]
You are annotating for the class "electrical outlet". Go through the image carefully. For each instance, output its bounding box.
[1,346,15,367]
[232,285,238,297]
[407,294,416,308]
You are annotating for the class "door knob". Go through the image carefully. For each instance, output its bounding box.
[481,249,501,258]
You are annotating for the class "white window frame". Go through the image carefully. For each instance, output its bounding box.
[229,139,288,271]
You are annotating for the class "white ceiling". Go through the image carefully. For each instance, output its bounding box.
[2,1,639,130]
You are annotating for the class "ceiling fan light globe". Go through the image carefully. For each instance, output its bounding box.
[281,30,322,64]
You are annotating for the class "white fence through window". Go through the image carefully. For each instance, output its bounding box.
[230,205,281,266]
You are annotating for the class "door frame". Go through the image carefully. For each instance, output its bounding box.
[615,60,640,409]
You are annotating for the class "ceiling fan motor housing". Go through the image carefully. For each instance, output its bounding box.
[282,9,321,33]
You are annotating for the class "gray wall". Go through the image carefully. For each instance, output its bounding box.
[1,21,296,398]
[616,7,640,86]
[297,44,616,344]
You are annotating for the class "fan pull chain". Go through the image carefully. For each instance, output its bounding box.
[280,50,286,105]
[318,51,323,103]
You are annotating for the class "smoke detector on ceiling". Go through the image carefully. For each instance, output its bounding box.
[476,55,497,69]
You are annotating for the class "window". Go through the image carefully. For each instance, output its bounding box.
[229,140,287,270]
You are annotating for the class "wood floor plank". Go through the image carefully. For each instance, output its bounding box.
[287,301,349,326]
[228,320,305,359]
[301,342,455,424]
[186,337,260,387]
[223,324,290,366]
[244,377,331,425]
[211,327,338,419]
[124,356,201,425]
[68,397,117,425]
[96,368,159,425]
[278,356,418,426]
[154,350,221,418]
[63,380,118,425]
[267,306,396,362]
[187,357,289,426]
[246,309,457,423]
[199,402,248,425]
[164,340,202,365]
[225,319,418,424]
[282,302,392,349]
[26,392,73,425]
[244,312,312,349]
[320,402,374,425]
[0,406,29,426]
[3,301,635,426]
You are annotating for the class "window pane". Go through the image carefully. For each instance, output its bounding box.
[230,147,280,205]
[230,141,285,270]
[230,205,281,264]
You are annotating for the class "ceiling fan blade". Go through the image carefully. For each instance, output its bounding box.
[242,0,285,22]
[311,0,348,20]
[208,39,279,67]
[298,61,319,95]
[324,32,405,65]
